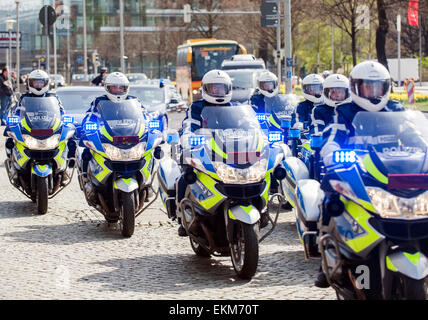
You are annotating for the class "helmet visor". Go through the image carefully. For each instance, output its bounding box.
[324,87,349,102]
[259,80,277,93]
[203,83,230,97]
[351,79,390,100]
[303,83,323,97]
[29,78,49,90]
[106,84,129,95]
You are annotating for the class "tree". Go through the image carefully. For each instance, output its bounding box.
[376,0,389,69]
[319,0,376,66]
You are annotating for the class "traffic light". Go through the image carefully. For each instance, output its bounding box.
[260,1,279,28]
[183,4,191,23]
[92,51,100,69]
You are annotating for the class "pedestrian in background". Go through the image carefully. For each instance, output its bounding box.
[91,67,108,86]
[0,67,14,125]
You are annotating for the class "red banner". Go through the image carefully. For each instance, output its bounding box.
[408,0,419,26]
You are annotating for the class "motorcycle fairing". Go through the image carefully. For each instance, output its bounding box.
[386,251,428,280]
[190,171,226,212]
[31,164,52,177]
[228,205,260,224]
[89,150,112,183]
[113,177,139,193]
[336,197,385,257]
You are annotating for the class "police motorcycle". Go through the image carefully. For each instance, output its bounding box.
[4,96,76,215]
[313,110,428,299]
[255,94,298,197]
[258,105,324,259]
[77,98,164,237]
[158,104,286,279]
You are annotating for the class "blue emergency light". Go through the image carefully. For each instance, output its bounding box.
[84,122,98,132]
[7,116,19,125]
[188,135,206,147]
[148,120,161,129]
[333,150,357,164]
[256,113,268,122]
[310,135,323,149]
[289,128,301,139]
[281,119,292,129]
[268,132,283,143]
[62,116,74,124]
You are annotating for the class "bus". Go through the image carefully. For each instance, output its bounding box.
[176,38,247,104]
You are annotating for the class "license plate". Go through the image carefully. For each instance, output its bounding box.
[113,136,139,145]
[227,151,260,164]
[388,174,428,190]
[30,129,54,137]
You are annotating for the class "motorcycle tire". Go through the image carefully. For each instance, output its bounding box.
[190,237,211,257]
[393,275,427,300]
[120,192,135,238]
[230,222,259,280]
[36,176,48,215]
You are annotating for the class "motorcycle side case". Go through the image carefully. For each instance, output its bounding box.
[295,179,324,232]
[157,157,181,218]
[280,156,309,207]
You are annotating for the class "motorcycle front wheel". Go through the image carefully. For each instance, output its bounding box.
[392,275,427,300]
[119,192,135,238]
[190,237,211,257]
[36,176,48,215]
[230,222,259,279]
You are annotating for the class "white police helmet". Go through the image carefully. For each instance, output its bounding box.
[28,69,50,96]
[104,72,130,103]
[322,74,351,107]
[302,74,324,103]
[257,71,279,98]
[201,70,232,104]
[349,60,391,112]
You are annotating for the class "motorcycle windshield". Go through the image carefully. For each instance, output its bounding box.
[22,96,61,129]
[352,111,428,174]
[97,99,144,137]
[264,94,294,120]
[199,105,267,167]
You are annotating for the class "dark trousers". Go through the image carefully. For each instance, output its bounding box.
[0,95,11,124]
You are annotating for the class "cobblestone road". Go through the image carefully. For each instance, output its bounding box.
[0,111,335,300]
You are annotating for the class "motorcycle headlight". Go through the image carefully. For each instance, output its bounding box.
[213,159,267,184]
[102,142,146,161]
[367,187,428,219]
[23,134,60,150]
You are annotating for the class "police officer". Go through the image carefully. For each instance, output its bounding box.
[309,74,351,135]
[91,67,108,86]
[293,74,324,130]
[250,71,279,114]
[315,61,405,288]
[80,72,136,174]
[176,70,234,236]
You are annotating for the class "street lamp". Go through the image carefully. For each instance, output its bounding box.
[15,0,20,93]
[6,19,16,72]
